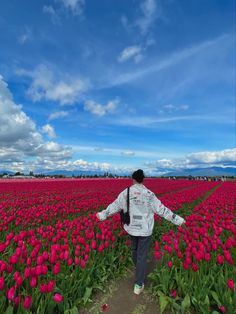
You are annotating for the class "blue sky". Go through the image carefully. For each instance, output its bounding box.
[0,0,235,175]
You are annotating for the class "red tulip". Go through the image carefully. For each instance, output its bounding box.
[53,262,60,275]
[170,289,177,298]
[24,267,31,278]
[219,306,226,313]
[30,277,37,288]
[47,280,55,293]
[91,240,97,249]
[23,296,32,309]
[80,259,86,268]
[98,244,104,253]
[40,283,48,294]
[13,296,21,307]
[154,251,161,260]
[6,286,15,300]
[53,293,63,303]
[204,253,211,262]
[217,255,224,265]
[102,303,109,311]
[227,279,234,290]
[191,263,199,272]
[37,255,44,265]
[167,260,173,268]
[0,277,4,290]
[16,276,23,288]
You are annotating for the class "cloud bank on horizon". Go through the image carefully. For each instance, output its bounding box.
[0,0,235,175]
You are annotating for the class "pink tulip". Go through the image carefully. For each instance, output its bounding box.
[0,277,5,290]
[30,277,37,288]
[40,283,48,294]
[24,267,31,278]
[217,255,224,265]
[6,286,15,300]
[53,262,60,275]
[91,240,97,249]
[170,289,177,298]
[191,263,199,272]
[47,280,55,293]
[23,296,32,309]
[53,293,63,303]
[80,259,86,268]
[227,279,234,290]
[219,306,226,313]
[154,251,161,260]
[13,296,21,307]
[16,276,23,287]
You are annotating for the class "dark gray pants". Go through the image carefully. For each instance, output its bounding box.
[130,235,152,286]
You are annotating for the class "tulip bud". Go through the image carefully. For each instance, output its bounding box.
[6,286,15,300]
[23,296,32,309]
[47,280,55,293]
[53,293,63,303]
[0,277,5,290]
[227,279,235,290]
[30,277,37,288]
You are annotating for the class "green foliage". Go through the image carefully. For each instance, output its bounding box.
[149,185,236,313]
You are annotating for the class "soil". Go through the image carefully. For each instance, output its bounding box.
[79,258,161,314]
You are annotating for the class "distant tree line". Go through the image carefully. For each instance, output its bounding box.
[0,172,235,180]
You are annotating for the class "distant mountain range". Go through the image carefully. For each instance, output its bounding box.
[165,166,236,177]
[0,166,235,177]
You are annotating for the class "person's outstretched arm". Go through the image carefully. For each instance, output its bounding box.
[152,195,185,226]
[97,190,126,221]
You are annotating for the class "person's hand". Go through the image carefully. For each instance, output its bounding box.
[96,213,101,221]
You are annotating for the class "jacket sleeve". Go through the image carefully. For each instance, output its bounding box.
[152,195,185,226]
[97,190,127,221]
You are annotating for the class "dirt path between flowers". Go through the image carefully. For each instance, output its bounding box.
[79,257,161,314]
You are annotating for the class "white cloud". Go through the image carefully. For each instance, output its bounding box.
[35,142,71,160]
[42,124,56,138]
[58,0,85,15]
[43,0,84,22]
[49,111,69,120]
[111,33,230,87]
[72,159,111,171]
[43,5,60,24]
[0,75,41,147]
[17,64,89,105]
[121,0,157,36]
[112,114,229,128]
[136,0,157,35]
[118,45,143,63]
[0,76,135,174]
[84,99,119,116]
[145,148,236,171]
[187,148,236,165]
[0,75,72,171]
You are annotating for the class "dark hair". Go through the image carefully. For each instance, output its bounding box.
[132,169,145,183]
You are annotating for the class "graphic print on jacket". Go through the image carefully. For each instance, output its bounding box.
[126,187,155,236]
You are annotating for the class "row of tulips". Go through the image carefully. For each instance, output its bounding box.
[0,178,223,312]
[0,179,218,233]
[150,181,236,313]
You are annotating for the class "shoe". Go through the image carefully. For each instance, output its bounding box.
[134,283,144,295]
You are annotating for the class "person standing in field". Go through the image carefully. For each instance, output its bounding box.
[96,169,186,295]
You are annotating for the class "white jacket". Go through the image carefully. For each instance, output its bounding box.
[97,183,185,236]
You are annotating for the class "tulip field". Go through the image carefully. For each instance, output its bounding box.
[0,178,235,313]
